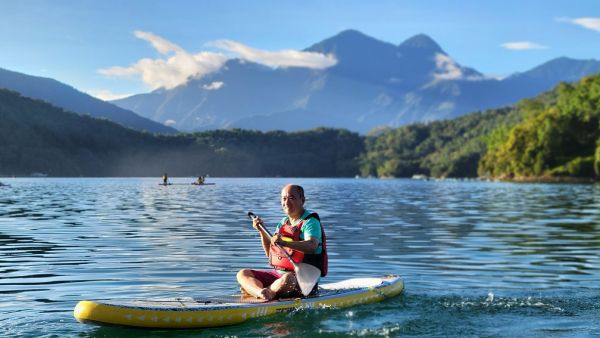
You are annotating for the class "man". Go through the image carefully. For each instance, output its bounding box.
[237,184,324,300]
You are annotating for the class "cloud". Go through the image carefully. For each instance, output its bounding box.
[430,53,487,83]
[566,17,600,32]
[202,81,224,90]
[500,41,547,50]
[433,53,464,81]
[99,31,337,91]
[99,31,228,90]
[164,119,177,126]
[86,89,132,101]
[213,39,337,69]
[134,31,184,54]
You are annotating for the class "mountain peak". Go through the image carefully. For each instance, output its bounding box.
[509,56,600,82]
[333,29,372,40]
[306,29,395,54]
[399,34,443,53]
[540,56,580,67]
[108,30,600,135]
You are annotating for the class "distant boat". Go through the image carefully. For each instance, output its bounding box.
[31,172,48,177]
[411,174,429,180]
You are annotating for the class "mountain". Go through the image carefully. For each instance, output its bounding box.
[0,68,177,134]
[0,88,363,177]
[0,87,163,176]
[112,30,600,134]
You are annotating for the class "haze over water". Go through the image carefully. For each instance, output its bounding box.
[1,177,599,337]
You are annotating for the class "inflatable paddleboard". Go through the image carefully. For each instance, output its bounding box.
[158,183,215,186]
[74,275,403,329]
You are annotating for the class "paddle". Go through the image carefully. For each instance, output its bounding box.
[247,211,321,296]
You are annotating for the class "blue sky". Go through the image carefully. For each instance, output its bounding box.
[1,0,599,100]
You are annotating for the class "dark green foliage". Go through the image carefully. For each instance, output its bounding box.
[190,128,364,177]
[359,107,523,178]
[359,72,600,179]
[479,73,600,178]
[549,156,595,176]
[0,89,363,177]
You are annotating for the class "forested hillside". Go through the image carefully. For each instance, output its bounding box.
[0,89,194,176]
[479,73,600,179]
[358,107,524,178]
[359,73,600,180]
[0,67,176,134]
[0,89,363,177]
[3,70,599,180]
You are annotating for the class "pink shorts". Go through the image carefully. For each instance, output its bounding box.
[250,269,283,287]
[249,269,319,296]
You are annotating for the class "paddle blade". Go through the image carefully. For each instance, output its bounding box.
[295,263,321,296]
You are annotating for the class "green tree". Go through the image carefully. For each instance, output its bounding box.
[479,73,600,179]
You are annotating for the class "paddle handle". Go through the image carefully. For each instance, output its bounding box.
[247,211,299,269]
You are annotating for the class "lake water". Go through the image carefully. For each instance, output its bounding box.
[1,177,599,337]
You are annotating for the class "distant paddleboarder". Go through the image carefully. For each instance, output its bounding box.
[162,173,168,185]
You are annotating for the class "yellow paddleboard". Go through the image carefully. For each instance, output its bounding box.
[74,275,403,329]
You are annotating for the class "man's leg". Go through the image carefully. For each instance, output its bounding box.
[268,272,301,298]
[236,269,276,300]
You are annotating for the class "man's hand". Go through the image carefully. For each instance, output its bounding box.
[252,216,264,231]
[271,233,284,246]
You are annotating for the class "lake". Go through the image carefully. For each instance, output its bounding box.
[1,177,599,337]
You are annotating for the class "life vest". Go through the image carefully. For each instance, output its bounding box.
[269,213,328,277]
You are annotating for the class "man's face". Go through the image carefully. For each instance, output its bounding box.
[281,187,303,216]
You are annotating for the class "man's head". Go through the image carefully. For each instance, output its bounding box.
[280,184,305,218]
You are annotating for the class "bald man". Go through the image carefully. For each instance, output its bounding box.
[237,184,324,300]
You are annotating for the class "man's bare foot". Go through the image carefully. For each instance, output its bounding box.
[241,286,275,300]
[259,288,276,301]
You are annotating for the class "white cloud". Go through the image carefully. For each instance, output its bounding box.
[569,17,600,32]
[500,41,547,50]
[99,31,337,92]
[86,89,132,101]
[164,119,177,126]
[202,81,224,90]
[213,39,337,69]
[433,53,464,81]
[431,53,486,83]
[99,31,228,90]
[134,31,184,54]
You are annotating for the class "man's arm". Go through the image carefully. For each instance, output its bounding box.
[272,215,321,254]
[253,217,272,257]
[273,235,319,253]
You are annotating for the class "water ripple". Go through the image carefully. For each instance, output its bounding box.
[0,178,599,336]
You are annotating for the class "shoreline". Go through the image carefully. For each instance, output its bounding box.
[493,175,598,184]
